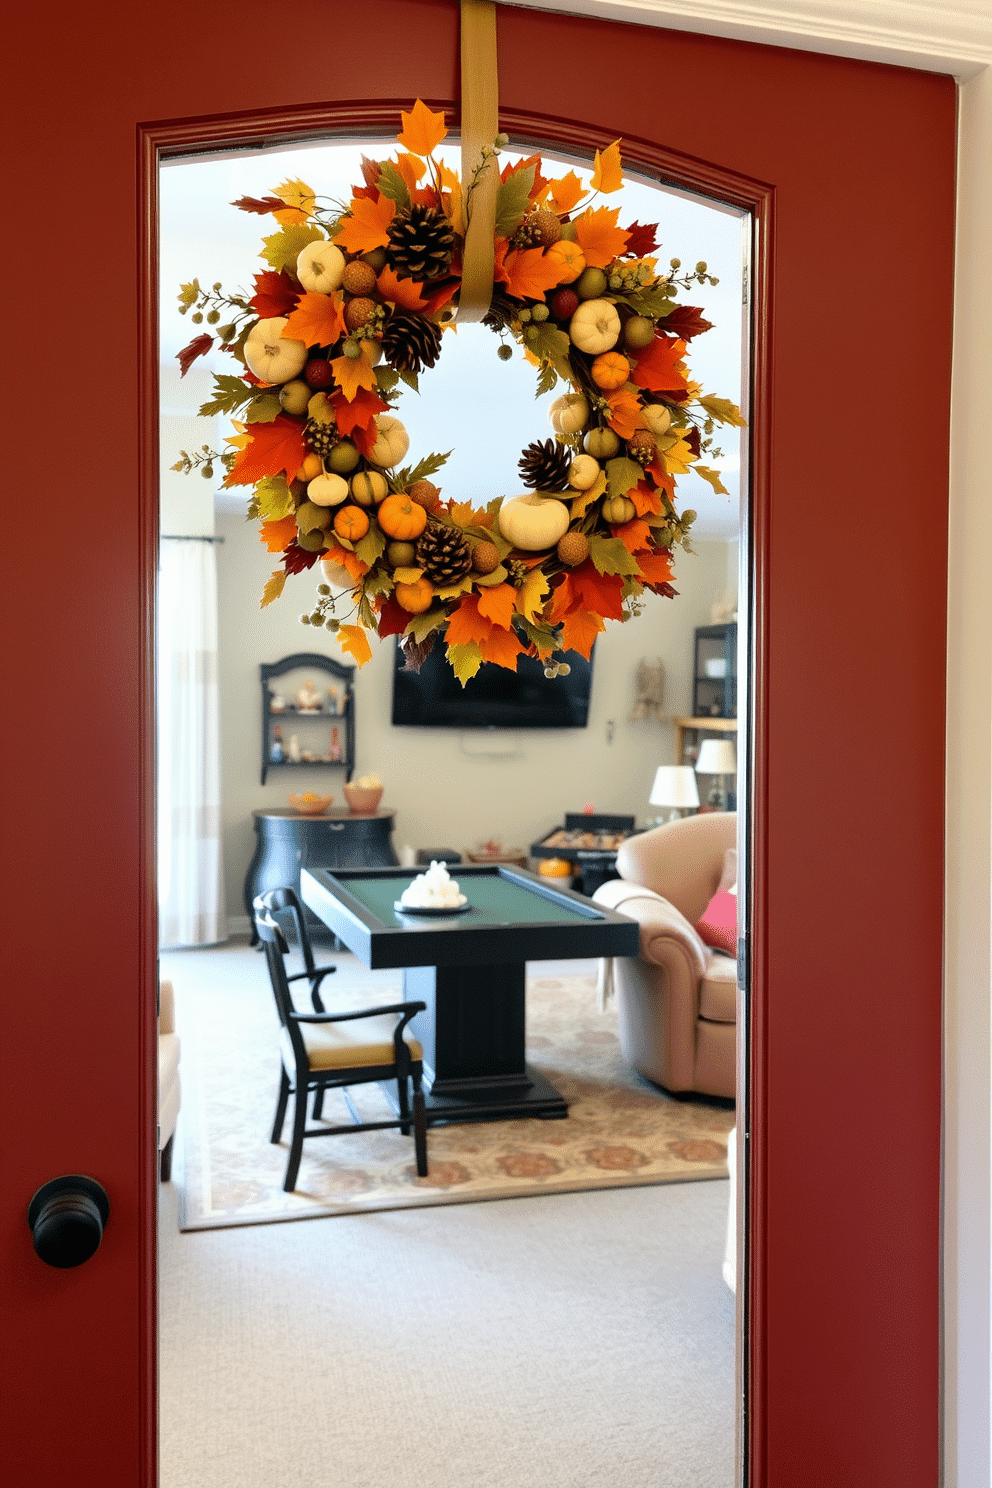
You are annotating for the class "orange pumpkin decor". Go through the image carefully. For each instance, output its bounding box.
[394,577,434,614]
[544,238,586,283]
[591,351,630,390]
[333,505,370,542]
[377,493,428,541]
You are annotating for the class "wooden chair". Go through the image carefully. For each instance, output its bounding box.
[261,884,337,1012]
[254,891,429,1191]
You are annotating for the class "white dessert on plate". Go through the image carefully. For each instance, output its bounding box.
[398,860,467,911]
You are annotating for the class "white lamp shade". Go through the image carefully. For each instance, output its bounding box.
[695,738,737,776]
[649,765,700,809]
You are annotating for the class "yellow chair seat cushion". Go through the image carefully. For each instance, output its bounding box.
[299,1015,423,1071]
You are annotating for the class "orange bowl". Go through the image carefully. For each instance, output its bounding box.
[343,782,383,815]
[288,793,333,816]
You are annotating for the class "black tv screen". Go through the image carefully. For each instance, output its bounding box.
[392,640,593,729]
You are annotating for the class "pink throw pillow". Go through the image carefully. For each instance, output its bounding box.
[696,891,737,956]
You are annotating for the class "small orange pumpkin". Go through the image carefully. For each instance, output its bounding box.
[333,505,370,542]
[377,493,428,541]
[394,577,434,614]
[545,239,585,284]
[591,351,630,391]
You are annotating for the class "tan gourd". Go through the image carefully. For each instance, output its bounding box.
[350,470,388,505]
[568,299,621,355]
[243,318,308,384]
[296,240,346,293]
[568,454,601,491]
[548,392,589,435]
[603,495,637,523]
[306,472,350,507]
[319,556,355,589]
[368,414,410,468]
[584,427,620,459]
[497,494,571,551]
[642,404,672,437]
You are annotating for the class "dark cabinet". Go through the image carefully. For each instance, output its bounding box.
[260,652,355,786]
[691,623,737,719]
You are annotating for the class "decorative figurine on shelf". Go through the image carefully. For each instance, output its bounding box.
[295,678,322,713]
[270,725,284,764]
[326,683,344,715]
[287,733,301,763]
[328,726,343,763]
[629,657,666,723]
[269,690,286,714]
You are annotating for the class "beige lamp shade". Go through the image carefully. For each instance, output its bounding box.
[649,765,700,809]
[695,738,737,776]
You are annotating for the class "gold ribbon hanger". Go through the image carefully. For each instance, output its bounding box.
[456,0,499,323]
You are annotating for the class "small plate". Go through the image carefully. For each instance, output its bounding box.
[393,899,471,917]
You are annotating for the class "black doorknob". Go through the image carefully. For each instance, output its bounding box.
[28,1176,110,1269]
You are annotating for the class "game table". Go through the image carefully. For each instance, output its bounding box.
[300,864,639,1123]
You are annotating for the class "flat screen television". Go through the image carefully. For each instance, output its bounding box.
[391,640,593,729]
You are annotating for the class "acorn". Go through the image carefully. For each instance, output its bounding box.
[557,531,589,567]
[342,260,377,296]
[344,296,377,331]
[628,429,657,466]
[472,540,501,575]
[408,479,442,512]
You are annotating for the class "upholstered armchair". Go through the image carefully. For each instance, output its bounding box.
[592,811,738,1099]
[158,978,181,1181]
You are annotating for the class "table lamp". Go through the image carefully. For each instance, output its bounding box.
[649,765,700,824]
[695,737,738,809]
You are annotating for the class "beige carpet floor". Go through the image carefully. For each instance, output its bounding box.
[164,940,735,1231]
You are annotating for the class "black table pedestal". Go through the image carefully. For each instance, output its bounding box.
[400,962,568,1123]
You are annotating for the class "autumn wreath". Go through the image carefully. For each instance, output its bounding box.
[174,101,744,684]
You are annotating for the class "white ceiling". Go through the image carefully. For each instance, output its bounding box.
[160,137,746,540]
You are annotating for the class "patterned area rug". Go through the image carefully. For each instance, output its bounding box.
[166,941,734,1231]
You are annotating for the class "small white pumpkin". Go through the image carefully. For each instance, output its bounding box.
[307,472,350,507]
[243,317,308,384]
[369,414,410,468]
[497,494,571,551]
[568,454,601,491]
[548,392,590,435]
[319,556,355,590]
[350,470,388,505]
[568,299,621,355]
[297,240,346,293]
[641,404,673,438]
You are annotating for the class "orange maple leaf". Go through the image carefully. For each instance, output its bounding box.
[322,541,368,582]
[549,573,577,623]
[337,625,373,668]
[282,291,346,349]
[573,206,630,268]
[394,151,428,190]
[492,237,511,286]
[547,171,585,215]
[478,626,524,670]
[629,482,664,517]
[333,387,390,447]
[334,194,396,254]
[397,99,447,157]
[571,564,625,620]
[259,514,298,552]
[424,279,460,316]
[476,583,517,630]
[636,548,676,588]
[445,594,495,648]
[501,246,568,300]
[448,500,492,529]
[561,609,605,659]
[590,140,623,195]
[224,416,308,486]
[331,349,378,401]
[613,518,653,553]
[630,336,689,395]
[604,388,643,441]
[376,265,428,313]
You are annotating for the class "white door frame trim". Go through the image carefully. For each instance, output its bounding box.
[507,3,992,1485]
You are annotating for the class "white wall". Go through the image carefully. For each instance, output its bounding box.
[215,505,734,919]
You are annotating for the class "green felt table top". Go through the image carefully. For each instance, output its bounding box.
[338,872,595,928]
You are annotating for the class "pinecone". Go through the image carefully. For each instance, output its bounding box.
[303,417,338,458]
[382,311,443,374]
[518,438,571,492]
[483,284,517,334]
[386,204,455,281]
[415,522,473,584]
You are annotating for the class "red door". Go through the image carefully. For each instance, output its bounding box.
[0,6,953,1484]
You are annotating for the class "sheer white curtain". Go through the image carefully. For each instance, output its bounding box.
[157,538,225,947]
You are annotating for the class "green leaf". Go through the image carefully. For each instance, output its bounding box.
[515,615,560,654]
[398,369,420,393]
[587,534,642,577]
[354,524,387,568]
[405,608,448,643]
[473,564,509,587]
[605,457,643,501]
[261,222,323,275]
[535,362,559,397]
[374,367,401,398]
[446,640,485,687]
[494,163,536,238]
[617,285,678,319]
[245,393,283,424]
[255,475,296,521]
[260,570,286,608]
[693,465,730,496]
[198,373,256,419]
[245,494,261,520]
[527,323,573,384]
[697,395,746,427]
[391,451,452,489]
[357,594,377,629]
[376,161,411,212]
[363,567,393,598]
